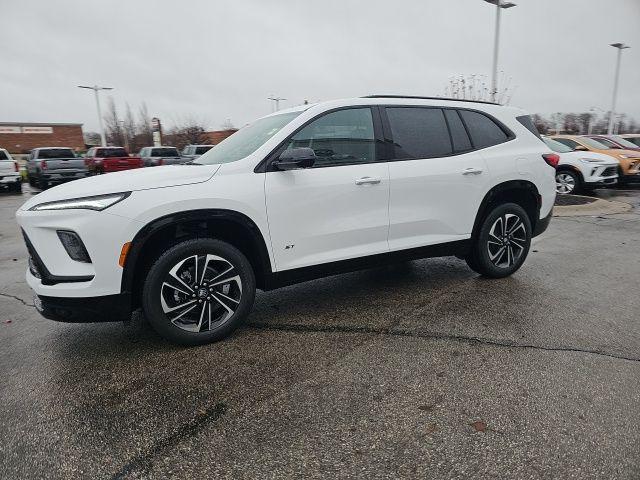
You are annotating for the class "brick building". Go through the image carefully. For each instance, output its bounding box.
[0,122,85,155]
[203,129,237,145]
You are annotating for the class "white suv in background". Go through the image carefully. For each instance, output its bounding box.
[543,137,618,194]
[16,96,556,345]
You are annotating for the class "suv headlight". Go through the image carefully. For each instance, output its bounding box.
[30,192,130,212]
[579,158,605,164]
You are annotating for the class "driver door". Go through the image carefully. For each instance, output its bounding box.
[265,107,390,272]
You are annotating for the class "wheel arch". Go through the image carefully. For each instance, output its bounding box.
[121,209,273,308]
[472,180,541,238]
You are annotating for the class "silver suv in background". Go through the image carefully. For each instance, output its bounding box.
[26,147,87,190]
[139,146,184,167]
[0,148,22,193]
[181,145,214,162]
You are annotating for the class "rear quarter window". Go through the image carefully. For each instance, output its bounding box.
[0,150,8,160]
[516,115,542,139]
[459,110,509,149]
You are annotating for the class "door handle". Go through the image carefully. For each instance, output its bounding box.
[462,167,483,175]
[355,176,382,185]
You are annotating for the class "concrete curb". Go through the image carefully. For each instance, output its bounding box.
[553,196,633,217]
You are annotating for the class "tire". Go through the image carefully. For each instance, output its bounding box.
[142,238,256,346]
[38,178,49,190]
[465,203,532,278]
[10,182,22,194]
[555,170,581,195]
[28,176,35,187]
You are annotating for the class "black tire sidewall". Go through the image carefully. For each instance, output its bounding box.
[472,203,532,278]
[142,238,256,346]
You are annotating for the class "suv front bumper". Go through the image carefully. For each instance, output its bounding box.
[35,293,132,323]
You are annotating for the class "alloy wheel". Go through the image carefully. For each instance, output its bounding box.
[556,173,576,194]
[160,254,242,333]
[487,213,527,268]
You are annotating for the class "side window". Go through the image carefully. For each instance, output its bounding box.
[554,138,579,149]
[87,148,94,157]
[285,108,376,167]
[459,110,509,149]
[592,137,616,148]
[385,107,452,159]
[444,109,472,153]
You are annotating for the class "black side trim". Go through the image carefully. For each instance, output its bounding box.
[35,293,131,323]
[471,180,541,238]
[21,230,94,286]
[263,240,470,290]
[120,209,272,294]
[533,209,553,238]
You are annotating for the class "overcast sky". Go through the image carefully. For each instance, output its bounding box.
[1,0,639,132]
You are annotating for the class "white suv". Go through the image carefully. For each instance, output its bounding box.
[16,96,556,345]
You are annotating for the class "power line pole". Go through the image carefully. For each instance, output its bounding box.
[78,85,113,146]
[607,43,630,135]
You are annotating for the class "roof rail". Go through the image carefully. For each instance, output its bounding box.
[362,95,499,106]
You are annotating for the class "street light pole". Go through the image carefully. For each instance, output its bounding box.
[483,0,516,103]
[78,85,114,146]
[607,43,630,135]
[268,95,286,112]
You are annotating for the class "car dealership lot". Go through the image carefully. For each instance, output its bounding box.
[1,186,640,479]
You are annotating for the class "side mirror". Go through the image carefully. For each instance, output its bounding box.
[273,147,316,171]
[574,145,588,151]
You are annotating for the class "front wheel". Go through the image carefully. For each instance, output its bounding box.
[142,239,256,346]
[466,203,532,278]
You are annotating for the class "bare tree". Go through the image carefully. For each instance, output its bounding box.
[443,73,516,104]
[166,117,209,150]
[123,103,137,152]
[136,102,154,147]
[103,97,124,146]
[83,131,101,147]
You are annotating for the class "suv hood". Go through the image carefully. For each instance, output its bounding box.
[20,164,220,210]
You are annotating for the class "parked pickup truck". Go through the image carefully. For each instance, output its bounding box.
[181,144,214,162]
[0,148,22,193]
[139,146,184,167]
[26,147,87,190]
[85,147,143,174]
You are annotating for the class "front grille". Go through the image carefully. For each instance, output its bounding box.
[601,167,617,177]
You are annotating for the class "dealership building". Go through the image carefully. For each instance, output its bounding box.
[0,122,85,155]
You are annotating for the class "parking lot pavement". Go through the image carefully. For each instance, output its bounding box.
[1,186,640,479]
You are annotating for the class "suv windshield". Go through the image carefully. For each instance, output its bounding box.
[151,148,179,157]
[97,148,128,157]
[543,137,573,153]
[38,149,75,159]
[195,111,301,165]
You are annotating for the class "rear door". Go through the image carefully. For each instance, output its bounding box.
[265,107,390,271]
[385,106,492,251]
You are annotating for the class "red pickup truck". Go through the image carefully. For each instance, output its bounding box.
[84,147,144,174]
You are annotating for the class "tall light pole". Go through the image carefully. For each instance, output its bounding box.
[483,0,516,103]
[78,85,113,146]
[607,43,630,135]
[268,95,286,112]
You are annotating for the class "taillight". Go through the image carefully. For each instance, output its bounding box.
[158,158,164,166]
[40,160,47,170]
[542,153,560,168]
[84,158,90,166]
[14,161,19,172]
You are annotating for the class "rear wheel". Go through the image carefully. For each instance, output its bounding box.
[38,177,49,190]
[142,238,256,346]
[466,203,531,278]
[555,170,581,195]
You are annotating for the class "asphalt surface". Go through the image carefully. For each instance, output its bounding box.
[1,185,640,479]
